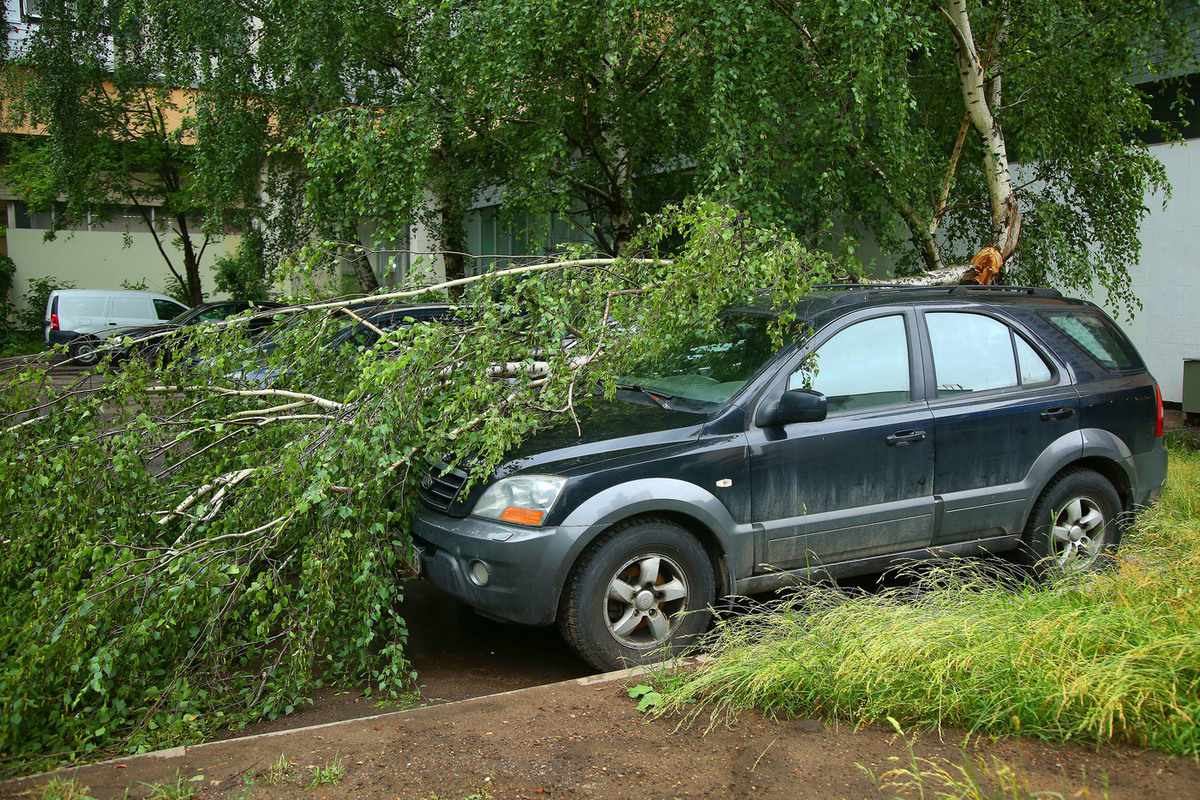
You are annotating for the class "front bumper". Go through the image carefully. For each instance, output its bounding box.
[411,509,574,627]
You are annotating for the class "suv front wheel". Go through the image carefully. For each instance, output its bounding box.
[558,519,715,672]
[1019,468,1123,575]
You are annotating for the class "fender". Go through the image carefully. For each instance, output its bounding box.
[548,477,752,596]
[1011,427,1135,527]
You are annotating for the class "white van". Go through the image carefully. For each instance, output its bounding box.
[45,289,188,365]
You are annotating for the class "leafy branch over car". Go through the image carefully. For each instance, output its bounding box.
[0,201,833,771]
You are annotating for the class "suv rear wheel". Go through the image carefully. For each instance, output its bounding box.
[1019,469,1123,575]
[558,519,714,672]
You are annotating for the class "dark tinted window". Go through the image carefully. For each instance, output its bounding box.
[156,299,186,320]
[1043,310,1142,371]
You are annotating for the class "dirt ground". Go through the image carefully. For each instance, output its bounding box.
[4,670,1198,800]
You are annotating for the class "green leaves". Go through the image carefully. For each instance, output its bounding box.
[0,202,831,774]
[627,684,662,713]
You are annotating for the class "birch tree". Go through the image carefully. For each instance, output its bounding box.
[692,0,1196,297]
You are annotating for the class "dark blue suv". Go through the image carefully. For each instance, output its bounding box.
[411,286,1167,671]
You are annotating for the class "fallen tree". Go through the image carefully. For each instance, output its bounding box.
[0,201,837,774]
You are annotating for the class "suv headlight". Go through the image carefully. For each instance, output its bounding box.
[472,475,566,526]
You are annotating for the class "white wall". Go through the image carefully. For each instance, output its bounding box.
[1084,140,1200,404]
[7,228,241,310]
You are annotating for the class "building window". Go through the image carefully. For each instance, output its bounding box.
[22,0,44,20]
[12,200,160,233]
[464,206,589,274]
[375,229,410,288]
[89,205,153,233]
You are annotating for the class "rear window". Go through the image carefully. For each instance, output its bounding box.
[1042,310,1142,371]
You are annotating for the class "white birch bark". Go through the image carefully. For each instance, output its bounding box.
[942,0,1021,260]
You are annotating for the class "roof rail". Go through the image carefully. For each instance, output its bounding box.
[946,284,1062,298]
[813,282,1063,305]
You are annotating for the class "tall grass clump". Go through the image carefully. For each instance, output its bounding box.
[656,448,1200,755]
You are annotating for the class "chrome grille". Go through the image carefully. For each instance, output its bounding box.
[419,458,467,512]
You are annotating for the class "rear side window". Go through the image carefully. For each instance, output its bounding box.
[926,312,1054,397]
[72,296,107,317]
[1042,310,1142,371]
[112,296,149,317]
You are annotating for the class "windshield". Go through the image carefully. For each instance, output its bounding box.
[167,307,201,325]
[619,310,788,409]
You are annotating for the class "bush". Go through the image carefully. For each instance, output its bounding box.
[17,275,76,332]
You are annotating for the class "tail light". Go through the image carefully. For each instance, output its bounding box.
[50,313,59,331]
[1155,384,1164,439]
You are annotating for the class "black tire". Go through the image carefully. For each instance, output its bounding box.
[1017,468,1123,576]
[558,519,715,672]
[69,337,102,366]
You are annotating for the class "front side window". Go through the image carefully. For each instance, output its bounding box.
[789,315,911,413]
[156,299,185,320]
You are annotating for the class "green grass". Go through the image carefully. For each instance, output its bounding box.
[37,777,98,800]
[859,719,1105,800]
[654,447,1200,755]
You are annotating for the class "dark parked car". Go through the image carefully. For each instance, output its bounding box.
[233,301,454,386]
[410,285,1168,672]
[110,300,285,364]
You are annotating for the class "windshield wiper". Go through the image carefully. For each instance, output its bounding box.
[616,382,674,410]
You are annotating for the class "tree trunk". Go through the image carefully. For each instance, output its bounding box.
[943,0,1021,259]
[349,251,380,294]
[439,203,467,299]
[175,213,205,306]
[343,226,380,294]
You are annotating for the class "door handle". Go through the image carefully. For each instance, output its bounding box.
[886,430,927,447]
[1040,407,1076,422]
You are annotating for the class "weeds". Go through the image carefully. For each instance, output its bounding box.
[36,777,97,800]
[263,753,293,786]
[307,754,345,787]
[654,448,1200,756]
[860,719,1106,800]
[420,780,493,800]
[140,771,202,799]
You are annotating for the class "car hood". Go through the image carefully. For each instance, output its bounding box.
[497,395,707,478]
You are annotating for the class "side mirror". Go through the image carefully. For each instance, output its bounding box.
[756,388,827,427]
